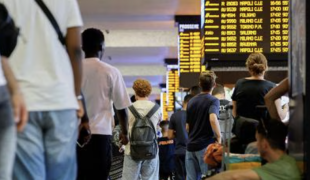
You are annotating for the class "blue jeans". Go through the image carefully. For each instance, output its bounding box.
[0,86,16,180]
[122,155,159,180]
[13,110,78,180]
[185,148,208,180]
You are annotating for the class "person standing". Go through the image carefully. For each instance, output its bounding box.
[1,0,84,180]
[186,71,221,180]
[122,79,161,180]
[78,28,131,180]
[168,94,194,180]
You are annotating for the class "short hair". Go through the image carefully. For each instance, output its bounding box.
[257,119,287,151]
[246,53,268,76]
[212,84,225,96]
[190,86,201,96]
[160,121,169,127]
[82,28,105,54]
[133,79,152,97]
[184,94,194,104]
[199,71,217,92]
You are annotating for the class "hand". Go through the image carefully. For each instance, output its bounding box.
[76,99,84,119]
[11,92,28,132]
[119,133,129,145]
[79,122,91,145]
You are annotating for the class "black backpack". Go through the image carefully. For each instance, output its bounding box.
[0,3,19,57]
[129,104,160,161]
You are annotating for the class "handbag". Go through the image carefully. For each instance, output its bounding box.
[34,0,65,46]
[204,142,223,168]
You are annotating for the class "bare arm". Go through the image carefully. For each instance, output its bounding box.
[210,113,221,144]
[66,27,83,118]
[207,169,261,180]
[264,78,289,121]
[116,109,129,145]
[2,57,28,132]
[232,101,237,118]
[168,129,175,139]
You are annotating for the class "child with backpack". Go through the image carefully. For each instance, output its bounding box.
[158,121,175,180]
[122,79,161,180]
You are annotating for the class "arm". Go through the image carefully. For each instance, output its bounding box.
[66,27,83,118]
[2,57,28,132]
[264,78,289,121]
[168,130,175,139]
[232,101,237,118]
[207,169,261,180]
[116,109,129,145]
[186,123,189,133]
[210,113,221,144]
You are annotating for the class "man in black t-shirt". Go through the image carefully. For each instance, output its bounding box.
[168,94,194,180]
[186,71,221,180]
[212,84,233,141]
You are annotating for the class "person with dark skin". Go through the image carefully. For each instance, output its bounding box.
[78,28,130,180]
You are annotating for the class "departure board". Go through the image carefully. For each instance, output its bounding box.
[203,0,289,62]
[166,67,179,112]
[179,24,202,73]
[161,92,168,120]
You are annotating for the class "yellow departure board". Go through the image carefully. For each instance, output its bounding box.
[161,92,168,120]
[179,24,202,73]
[203,0,289,61]
[167,68,179,112]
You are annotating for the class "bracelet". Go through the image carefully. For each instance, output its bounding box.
[77,95,83,100]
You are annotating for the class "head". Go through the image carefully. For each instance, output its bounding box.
[246,53,268,76]
[256,119,288,159]
[183,94,194,109]
[160,121,170,133]
[133,79,152,99]
[82,28,105,59]
[130,95,136,103]
[189,86,201,96]
[212,84,226,99]
[199,71,217,92]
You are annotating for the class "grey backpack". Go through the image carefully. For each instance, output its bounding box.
[129,104,159,160]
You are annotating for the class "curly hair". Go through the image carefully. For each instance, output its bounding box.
[246,53,268,76]
[133,79,152,97]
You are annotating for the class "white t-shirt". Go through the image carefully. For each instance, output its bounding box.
[1,0,83,111]
[82,58,131,135]
[0,58,6,86]
[125,100,161,155]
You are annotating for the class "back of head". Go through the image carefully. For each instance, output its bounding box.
[246,53,268,76]
[190,86,201,96]
[257,119,288,151]
[184,94,194,104]
[199,71,217,92]
[133,79,152,98]
[212,84,225,96]
[82,28,105,54]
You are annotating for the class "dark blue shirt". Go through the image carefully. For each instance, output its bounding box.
[158,137,175,173]
[169,110,188,155]
[186,94,220,152]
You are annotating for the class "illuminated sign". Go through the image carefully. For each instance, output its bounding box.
[161,92,169,120]
[203,0,289,61]
[166,67,179,112]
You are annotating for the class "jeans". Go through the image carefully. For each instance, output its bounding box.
[77,135,112,180]
[13,110,78,180]
[0,86,16,180]
[122,155,159,180]
[185,148,208,180]
[174,154,186,180]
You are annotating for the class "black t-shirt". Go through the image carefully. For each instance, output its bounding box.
[169,110,188,155]
[232,79,276,120]
[186,94,220,152]
[158,137,175,173]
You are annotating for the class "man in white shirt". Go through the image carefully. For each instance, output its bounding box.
[78,28,131,180]
[1,0,84,180]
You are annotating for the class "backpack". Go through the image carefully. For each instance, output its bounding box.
[129,104,160,161]
[0,3,19,57]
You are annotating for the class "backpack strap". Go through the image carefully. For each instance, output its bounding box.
[128,105,142,119]
[146,104,160,119]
